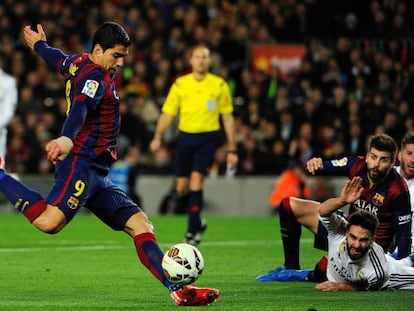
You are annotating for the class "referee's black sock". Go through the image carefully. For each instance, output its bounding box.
[187,190,202,234]
[278,197,301,270]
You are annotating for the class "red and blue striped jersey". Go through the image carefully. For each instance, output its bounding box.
[319,156,412,258]
[34,42,120,167]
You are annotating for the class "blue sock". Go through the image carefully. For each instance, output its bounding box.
[0,169,5,181]
[0,174,44,212]
[278,198,302,270]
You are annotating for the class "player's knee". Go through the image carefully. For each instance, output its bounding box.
[189,173,203,189]
[32,217,65,234]
[135,212,154,232]
[291,198,318,215]
[175,184,189,195]
[124,212,154,237]
[142,220,154,234]
[288,197,300,211]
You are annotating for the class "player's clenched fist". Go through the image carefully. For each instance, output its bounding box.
[45,140,62,164]
[45,136,73,164]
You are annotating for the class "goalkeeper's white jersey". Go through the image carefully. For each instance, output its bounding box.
[321,213,414,290]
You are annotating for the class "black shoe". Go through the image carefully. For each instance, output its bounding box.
[307,255,328,282]
[183,220,207,245]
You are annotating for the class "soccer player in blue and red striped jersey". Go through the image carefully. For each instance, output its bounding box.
[0,22,219,306]
[257,133,412,282]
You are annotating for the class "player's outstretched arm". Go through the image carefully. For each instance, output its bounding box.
[23,24,47,50]
[318,177,363,216]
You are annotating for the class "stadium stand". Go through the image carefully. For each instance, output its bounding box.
[0,0,414,178]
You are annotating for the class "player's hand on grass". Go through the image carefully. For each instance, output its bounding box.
[316,281,357,291]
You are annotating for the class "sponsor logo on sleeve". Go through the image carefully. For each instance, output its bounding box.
[81,80,99,98]
[331,157,348,167]
[398,214,411,225]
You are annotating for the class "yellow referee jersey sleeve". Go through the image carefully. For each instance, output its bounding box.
[161,73,233,133]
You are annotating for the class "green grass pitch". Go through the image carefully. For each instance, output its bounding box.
[0,214,411,310]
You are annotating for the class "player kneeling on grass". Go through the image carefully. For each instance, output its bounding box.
[0,22,220,306]
[316,176,414,291]
[256,133,411,282]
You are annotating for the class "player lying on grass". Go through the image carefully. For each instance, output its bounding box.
[256,133,412,282]
[0,22,220,306]
[316,176,414,291]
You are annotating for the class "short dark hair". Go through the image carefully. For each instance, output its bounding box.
[91,21,131,52]
[346,210,378,236]
[367,133,398,160]
[401,131,414,149]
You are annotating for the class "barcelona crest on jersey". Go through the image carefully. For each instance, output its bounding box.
[372,193,384,206]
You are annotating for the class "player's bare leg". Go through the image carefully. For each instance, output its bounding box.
[32,205,67,233]
[289,197,320,233]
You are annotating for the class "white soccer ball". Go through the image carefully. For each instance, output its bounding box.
[162,243,205,286]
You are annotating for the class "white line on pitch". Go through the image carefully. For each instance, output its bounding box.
[0,239,314,253]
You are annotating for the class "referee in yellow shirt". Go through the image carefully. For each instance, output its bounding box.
[150,44,238,245]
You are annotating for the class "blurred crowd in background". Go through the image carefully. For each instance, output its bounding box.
[1,0,414,177]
